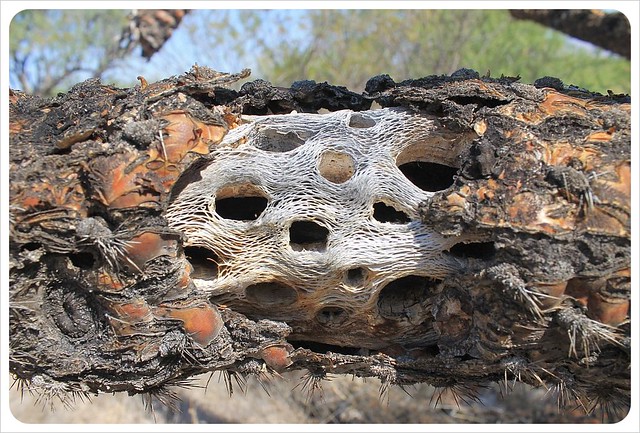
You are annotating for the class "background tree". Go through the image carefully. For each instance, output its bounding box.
[170,9,632,93]
[9,9,631,97]
[9,10,132,96]
[9,9,187,96]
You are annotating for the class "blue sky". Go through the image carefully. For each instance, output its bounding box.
[8,9,313,91]
[122,9,311,84]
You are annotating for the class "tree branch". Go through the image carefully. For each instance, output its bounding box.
[510,9,631,59]
[133,9,189,59]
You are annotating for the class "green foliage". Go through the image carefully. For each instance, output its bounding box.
[195,9,630,94]
[10,9,130,96]
[9,9,630,96]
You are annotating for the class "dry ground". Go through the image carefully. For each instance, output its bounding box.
[8,371,616,424]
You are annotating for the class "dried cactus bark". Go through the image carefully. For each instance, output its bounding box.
[9,66,630,418]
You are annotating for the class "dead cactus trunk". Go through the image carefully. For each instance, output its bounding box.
[9,66,630,419]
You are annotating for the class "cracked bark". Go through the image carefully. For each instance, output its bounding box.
[9,66,630,418]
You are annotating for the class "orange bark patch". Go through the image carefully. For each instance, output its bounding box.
[124,232,178,270]
[581,207,628,237]
[532,281,567,309]
[513,91,605,125]
[507,192,538,223]
[584,270,629,326]
[585,130,613,143]
[260,343,294,372]
[565,278,593,306]
[538,140,600,168]
[96,271,126,292]
[150,111,226,164]
[154,302,223,346]
[101,297,154,336]
[475,186,494,201]
[224,112,242,130]
[90,152,161,209]
[138,111,227,194]
[475,178,499,202]
[114,300,154,322]
[587,292,629,326]
[535,92,589,123]
[536,203,578,233]
[9,118,29,135]
[444,185,470,213]
[176,261,193,291]
[57,129,94,150]
[593,162,630,200]
[13,171,87,216]
[19,195,42,209]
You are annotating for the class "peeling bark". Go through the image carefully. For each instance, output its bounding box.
[9,66,630,420]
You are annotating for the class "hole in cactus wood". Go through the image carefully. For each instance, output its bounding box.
[22,242,41,251]
[377,276,440,320]
[215,196,268,220]
[245,281,298,306]
[449,241,496,259]
[289,220,329,252]
[398,161,457,192]
[345,267,367,286]
[215,182,269,221]
[254,128,308,152]
[290,340,361,356]
[373,201,411,224]
[69,252,96,269]
[316,306,348,326]
[185,246,218,279]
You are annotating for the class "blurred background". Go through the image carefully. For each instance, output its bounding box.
[7,7,632,425]
[9,371,619,424]
[9,9,630,97]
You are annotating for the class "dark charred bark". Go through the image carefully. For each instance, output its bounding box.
[132,9,189,59]
[8,66,630,420]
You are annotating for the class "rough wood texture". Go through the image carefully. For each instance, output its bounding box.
[133,9,189,59]
[9,66,630,419]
